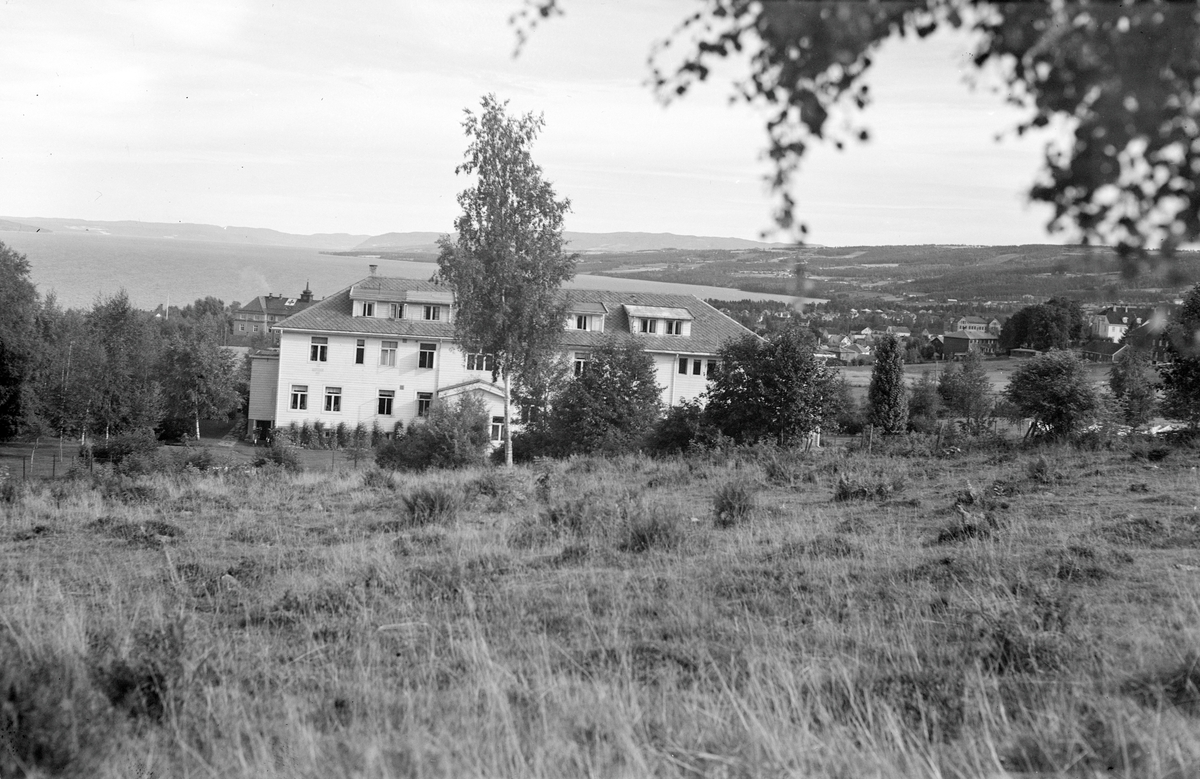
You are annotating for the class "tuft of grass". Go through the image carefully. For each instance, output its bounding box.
[713,481,756,527]
[620,508,683,553]
[833,475,900,502]
[402,484,462,527]
[360,468,396,491]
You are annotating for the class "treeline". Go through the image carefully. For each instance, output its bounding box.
[0,242,242,443]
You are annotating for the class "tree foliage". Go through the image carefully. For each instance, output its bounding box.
[436,93,576,465]
[518,2,1200,269]
[1109,345,1156,428]
[1000,298,1086,352]
[938,349,992,433]
[706,327,837,445]
[376,394,491,471]
[1004,350,1100,439]
[547,337,662,455]
[867,334,908,434]
[1159,283,1200,426]
[0,242,39,439]
[160,324,240,440]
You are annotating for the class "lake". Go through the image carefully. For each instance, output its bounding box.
[2,232,820,310]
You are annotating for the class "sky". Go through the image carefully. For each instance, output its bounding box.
[0,0,1065,246]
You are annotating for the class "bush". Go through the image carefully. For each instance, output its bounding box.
[402,484,462,527]
[361,468,396,490]
[713,482,757,527]
[620,507,683,552]
[91,430,160,466]
[647,399,722,456]
[376,395,490,471]
[1004,351,1100,440]
[253,442,301,471]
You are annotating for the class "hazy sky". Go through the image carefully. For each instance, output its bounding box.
[1,1,1063,245]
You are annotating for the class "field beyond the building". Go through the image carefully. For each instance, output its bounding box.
[2,440,1199,777]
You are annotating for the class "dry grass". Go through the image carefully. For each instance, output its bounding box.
[2,443,1199,777]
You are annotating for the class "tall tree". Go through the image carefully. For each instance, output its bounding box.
[938,349,992,434]
[1160,283,1200,427]
[519,3,1200,271]
[1109,345,1156,428]
[0,242,40,439]
[1005,351,1100,440]
[706,327,837,446]
[436,94,576,466]
[160,324,240,440]
[81,292,165,439]
[868,334,908,434]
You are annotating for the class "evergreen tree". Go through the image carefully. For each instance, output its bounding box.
[436,94,576,466]
[1109,346,1156,428]
[1160,283,1200,426]
[907,370,941,434]
[867,334,908,434]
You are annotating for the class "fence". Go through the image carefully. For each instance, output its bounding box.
[0,451,84,480]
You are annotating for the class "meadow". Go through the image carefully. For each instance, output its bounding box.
[2,439,1199,778]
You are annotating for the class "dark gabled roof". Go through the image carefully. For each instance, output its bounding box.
[274,277,753,355]
[1081,340,1127,356]
[275,278,457,339]
[944,330,998,341]
[239,295,316,318]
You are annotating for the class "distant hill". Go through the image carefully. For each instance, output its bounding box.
[352,231,791,253]
[0,217,370,251]
[0,218,47,233]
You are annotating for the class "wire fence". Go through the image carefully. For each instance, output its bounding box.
[0,451,85,480]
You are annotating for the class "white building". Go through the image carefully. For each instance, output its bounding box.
[247,275,755,442]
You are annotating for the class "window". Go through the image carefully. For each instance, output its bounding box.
[640,318,658,334]
[324,387,342,412]
[573,352,590,377]
[692,359,702,376]
[417,392,433,417]
[575,315,588,330]
[310,336,328,362]
[491,416,505,443]
[290,385,308,410]
[378,390,394,416]
[423,305,440,321]
[252,324,259,332]
[238,323,246,332]
[390,303,403,319]
[361,301,375,317]
[380,340,397,367]
[466,353,494,372]
[418,342,436,369]
[355,339,365,365]
[666,320,683,335]
[706,360,717,377]
[678,357,688,375]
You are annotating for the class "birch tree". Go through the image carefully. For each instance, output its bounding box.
[437,94,576,466]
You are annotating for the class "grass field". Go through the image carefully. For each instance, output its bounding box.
[2,440,1199,777]
[838,358,1116,395]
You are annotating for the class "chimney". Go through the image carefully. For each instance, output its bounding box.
[369,264,378,276]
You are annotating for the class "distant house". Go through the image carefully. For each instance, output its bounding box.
[1080,340,1128,363]
[1123,318,1174,363]
[233,284,317,342]
[884,325,911,338]
[1089,306,1155,343]
[943,331,1000,357]
[954,315,992,333]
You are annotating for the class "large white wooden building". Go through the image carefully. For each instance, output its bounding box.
[246,274,755,442]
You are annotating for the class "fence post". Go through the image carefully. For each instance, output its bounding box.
[331,450,336,470]
[52,454,57,479]
[22,457,26,480]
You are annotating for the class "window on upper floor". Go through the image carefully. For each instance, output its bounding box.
[390,303,403,319]
[238,324,246,332]
[381,340,397,367]
[355,339,365,365]
[290,385,308,410]
[665,320,683,335]
[640,318,658,334]
[324,386,342,412]
[361,301,375,317]
[417,392,433,417]
[575,315,588,330]
[378,390,394,416]
[466,353,494,372]
[424,305,440,321]
[310,336,328,362]
[419,342,436,369]
[573,352,590,377]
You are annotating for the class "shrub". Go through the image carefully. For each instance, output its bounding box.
[713,482,757,527]
[298,422,314,448]
[620,507,683,552]
[180,447,217,471]
[1004,351,1100,439]
[376,395,490,471]
[91,430,160,465]
[361,468,396,490]
[833,474,903,501]
[335,421,349,449]
[402,485,462,527]
[647,399,723,456]
[253,442,301,471]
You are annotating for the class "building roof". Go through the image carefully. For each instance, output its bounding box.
[238,289,316,318]
[1098,306,1154,326]
[944,331,998,341]
[1081,340,1127,356]
[274,277,752,355]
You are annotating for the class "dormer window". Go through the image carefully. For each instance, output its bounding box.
[361,301,375,317]
[390,303,403,319]
[576,315,588,330]
[424,305,440,321]
[665,320,683,335]
[640,318,658,334]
